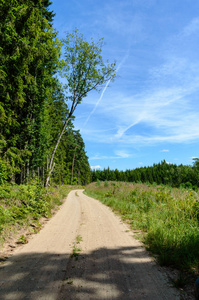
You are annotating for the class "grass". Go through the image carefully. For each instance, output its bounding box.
[85,181,199,274]
[0,182,74,247]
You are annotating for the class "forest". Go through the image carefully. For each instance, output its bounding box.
[92,159,199,190]
[0,0,116,187]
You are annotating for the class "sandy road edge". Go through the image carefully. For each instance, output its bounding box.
[0,189,76,260]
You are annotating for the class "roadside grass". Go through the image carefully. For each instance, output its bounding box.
[0,182,74,247]
[85,182,199,274]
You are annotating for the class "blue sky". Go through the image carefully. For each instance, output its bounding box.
[51,0,199,171]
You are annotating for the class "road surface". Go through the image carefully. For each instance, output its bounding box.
[0,190,180,299]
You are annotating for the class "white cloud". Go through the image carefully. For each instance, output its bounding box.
[80,51,199,145]
[161,149,169,152]
[114,150,131,158]
[90,165,103,170]
[89,152,132,161]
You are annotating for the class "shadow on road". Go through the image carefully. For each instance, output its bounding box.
[0,245,179,300]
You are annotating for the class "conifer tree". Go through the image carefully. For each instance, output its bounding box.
[0,0,61,182]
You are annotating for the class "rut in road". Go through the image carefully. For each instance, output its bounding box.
[0,190,180,300]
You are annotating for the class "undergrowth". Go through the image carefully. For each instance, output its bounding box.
[85,182,199,273]
[0,182,72,247]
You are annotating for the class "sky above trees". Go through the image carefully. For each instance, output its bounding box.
[51,0,199,171]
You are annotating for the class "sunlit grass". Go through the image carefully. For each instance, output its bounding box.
[85,182,199,272]
[0,183,71,247]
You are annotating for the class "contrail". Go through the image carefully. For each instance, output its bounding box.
[83,52,129,128]
[83,78,111,127]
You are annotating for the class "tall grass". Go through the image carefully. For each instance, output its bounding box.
[0,182,71,246]
[85,182,199,272]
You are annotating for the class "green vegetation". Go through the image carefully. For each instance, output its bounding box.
[92,160,199,189]
[45,29,116,186]
[71,246,81,260]
[17,235,28,245]
[76,235,83,244]
[71,235,83,260]
[85,182,199,273]
[0,182,71,247]
[0,2,115,187]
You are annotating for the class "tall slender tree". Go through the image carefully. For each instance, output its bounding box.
[45,29,116,186]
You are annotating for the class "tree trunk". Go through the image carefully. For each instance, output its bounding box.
[45,118,71,187]
[27,160,30,181]
[71,149,76,184]
[78,168,80,185]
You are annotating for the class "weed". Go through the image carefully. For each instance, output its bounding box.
[71,235,83,260]
[76,235,82,244]
[17,234,28,244]
[71,246,81,260]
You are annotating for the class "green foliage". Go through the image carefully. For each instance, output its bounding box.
[96,179,101,187]
[85,182,199,272]
[76,235,83,244]
[0,183,71,245]
[0,2,92,186]
[91,160,199,189]
[0,0,62,183]
[71,246,81,260]
[104,180,109,187]
[17,234,28,244]
[62,29,116,105]
[0,159,8,184]
[45,29,115,186]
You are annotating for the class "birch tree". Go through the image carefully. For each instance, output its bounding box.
[45,30,116,186]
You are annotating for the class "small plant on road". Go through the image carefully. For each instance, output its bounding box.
[71,235,83,260]
[71,246,81,260]
[76,235,82,244]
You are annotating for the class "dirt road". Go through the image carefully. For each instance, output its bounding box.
[0,190,180,299]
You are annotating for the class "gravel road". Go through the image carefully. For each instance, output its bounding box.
[0,190,180,299]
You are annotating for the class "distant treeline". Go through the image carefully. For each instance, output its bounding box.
[92,160,199,189]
